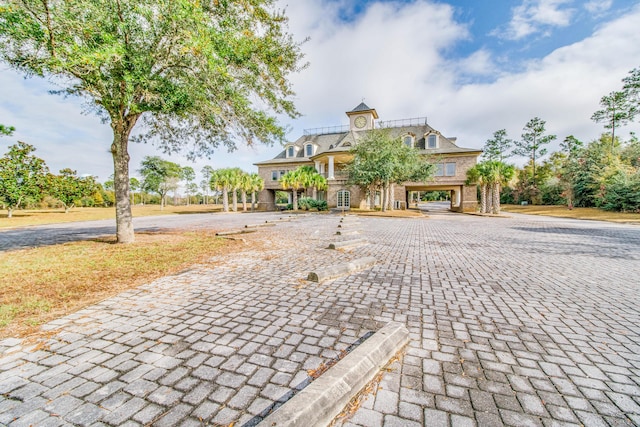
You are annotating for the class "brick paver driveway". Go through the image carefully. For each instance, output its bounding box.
[1,211,639,426]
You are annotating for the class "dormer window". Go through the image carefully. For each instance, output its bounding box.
[286,145,296,158]
[427,134,438,149]
[305,143,314,157]
[403,135,414,148]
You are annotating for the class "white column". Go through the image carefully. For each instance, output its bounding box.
[328,156,335,179]
[314,160,321,173]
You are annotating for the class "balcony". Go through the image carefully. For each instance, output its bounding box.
[320,171,349,181]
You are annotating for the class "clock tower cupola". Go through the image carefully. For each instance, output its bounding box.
[346,102,378,131]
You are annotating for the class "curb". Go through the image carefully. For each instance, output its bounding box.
[307,256,375,282]
[327,239,367,249]
[215,228,257,236]
[245,223,277,228]
[258,322,410,427]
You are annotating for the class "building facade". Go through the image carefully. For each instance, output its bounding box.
[255,103,481,212]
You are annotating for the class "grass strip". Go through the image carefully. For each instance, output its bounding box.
[501,205,640,224]
[0,230,233,338]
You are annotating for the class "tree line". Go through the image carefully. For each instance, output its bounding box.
[0,142,98,217]
[467,66,640,214]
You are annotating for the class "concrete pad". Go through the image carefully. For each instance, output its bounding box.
[307,256,375,282]
[327,239,367,249]
[258,322,409,427]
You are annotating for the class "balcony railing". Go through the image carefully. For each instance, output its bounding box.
[320,171,349,180]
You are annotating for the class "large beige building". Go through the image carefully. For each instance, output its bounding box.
[255,103,482,212]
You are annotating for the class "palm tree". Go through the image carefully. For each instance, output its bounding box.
[210,168,241,213]
[466,163,491,213]
[487,161,515,214]
[280,169,304,211]
[239,171,251,212]
[248,173,264,211]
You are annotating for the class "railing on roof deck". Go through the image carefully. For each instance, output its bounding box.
[377,117,428,128]
[303,124,350,135]
[303,117,428,136]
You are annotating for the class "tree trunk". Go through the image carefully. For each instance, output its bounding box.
[222,187,229,212]
[292,190,298,211]
[381,183,388,212]
[242,191,247,211]
[486,185,493,214]
[368,185,375,210]
[232,190,238,212]
[251,192,256,211]
[7,207,13,218]
[480,184,487,214]
[389,183,395,211]
[492,182,501,214]
[110,116,138,244]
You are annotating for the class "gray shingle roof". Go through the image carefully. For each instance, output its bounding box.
[254,124,481,166]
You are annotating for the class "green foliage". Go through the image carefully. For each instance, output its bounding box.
[0,124,15,136]
[296,197,327,211]
[280,165,326,211]
[47,168,97,213]
[139,156,182,208]
[0,141,49,217]
[513,117,556,184]
[482,129,513,162]
[591,91,635,145]
[622,67,640,120]
[600,170,640,212]
[209,167,243,212]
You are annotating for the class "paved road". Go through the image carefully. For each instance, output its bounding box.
[0,211,291,252]
[1,211,639,426]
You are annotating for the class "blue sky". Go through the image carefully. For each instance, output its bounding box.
[1,0,639,186]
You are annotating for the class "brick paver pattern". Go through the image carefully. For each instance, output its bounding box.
[1,210,639,426]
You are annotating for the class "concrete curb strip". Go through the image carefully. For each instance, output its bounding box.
[307,256,375,282]
[258,322,410,427]
[245,223,277,228]
[215,228,257,236]
[327,239,367,250]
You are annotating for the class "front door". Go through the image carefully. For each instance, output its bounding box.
[337,190,350,209]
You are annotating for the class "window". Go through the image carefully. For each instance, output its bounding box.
[427,134,437,149]
[403,135,413,148]
[305,144,313,157]
[337,190,351,209]
[435,163,444,176]
[287,146,295,158]
[445,162,456,176]
[271,171,278,181]
[279,170,286,178]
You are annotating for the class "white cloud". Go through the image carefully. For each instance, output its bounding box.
[496,0,575,40]
[584,0,613,14]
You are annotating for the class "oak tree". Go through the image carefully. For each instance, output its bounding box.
[0,0,305,242]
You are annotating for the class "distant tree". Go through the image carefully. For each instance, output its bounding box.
[201,166,215,205]
[0,141,49,218]
[591,91,635,148]
[48,169,97,213]
[513,117,556,186]
[139,156,182,210]
[622,67,640,120]
[248,173,265,211]
[557,136,584,208]
[0,124,15,136]
[181,167,196,206]
[482,129,513,162]
[0,1,305,243]
[129,177,140,205]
